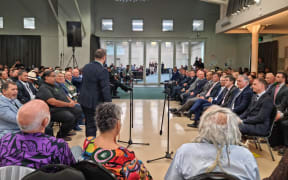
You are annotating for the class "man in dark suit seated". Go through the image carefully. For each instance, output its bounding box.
[171,72,221,116]
[231,75,253,115]
[108,67,131,97]
[239,78,274,136]
[187,75,238,127]
[16,70,37,104]
[265,72,276,96]
[79,49,112,137]
[271,72,288,106]
[180,70,208,104]
[36,71,82,141]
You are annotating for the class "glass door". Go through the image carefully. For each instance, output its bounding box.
[131,41,144,84]
[101,41,115,67]
[176,41,189,69]
[146,41,159,84]
[161,41,173,82]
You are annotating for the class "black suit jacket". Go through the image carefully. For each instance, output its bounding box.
[78,61,112,109]
[221,85,238,108]
[271,84,288,106]
[16,80,37,104]
[205,82,221,99]
[232,86,253,115]
[240,93,274,136]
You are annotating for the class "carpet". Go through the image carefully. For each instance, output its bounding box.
[117,87,165,99]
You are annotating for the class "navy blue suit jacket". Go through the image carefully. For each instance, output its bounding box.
[171,71,180,81]
[78,61,112,109]
[240,93,274,136]
[16,81,37,104]
[192,79,208,95]
[232,86,253,115]
[205,82,221,99]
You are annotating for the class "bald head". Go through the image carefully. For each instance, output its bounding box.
[17,100,50,133]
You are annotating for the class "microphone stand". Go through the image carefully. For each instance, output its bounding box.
[147,90,173,163]
[118,88,150,148]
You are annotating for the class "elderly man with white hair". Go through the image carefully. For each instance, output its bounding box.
[165,106,260,180]
[0,99,75,169]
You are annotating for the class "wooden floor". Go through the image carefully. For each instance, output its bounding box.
[68,99,281,180]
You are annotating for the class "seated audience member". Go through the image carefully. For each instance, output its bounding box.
[0,81,22,138]
[272,72,288,106]
[64,71,78,100]
[165,106,260,180]
[16,70,37,104]
[263,150,288,180]
[265,72,276,96]
[187,75,238,128]
[239,78,274,136]
[0,71,11,91]
[171,72,221,116]
[27,71,40,89]
[108,67,131,97]
[82,103,152,180]
[248,74,256,88]
[0,99,75,169]
[231,75,253,115]
[55,72,82,131]
[72,68,82,93]
[180,70,208,103]
[10,69,19,82]
[36,71,82,141]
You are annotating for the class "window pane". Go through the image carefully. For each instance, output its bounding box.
[24,17,35,29]
[0,17,3,29]
[102,19,113,31]
[162,19,173,32]
[176,42,189,68]
[193,20,204,31]
[101,41,114,66]
[132,19,143,31]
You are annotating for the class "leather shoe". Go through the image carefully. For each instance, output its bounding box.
[74,125,82,131]
[187,121,198,128]
[169,108,177,112]
[67,131,76,136]
[278,148,287,156]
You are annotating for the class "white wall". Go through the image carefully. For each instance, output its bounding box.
[0,0,59,67]
[57,0,92,68]
[94,0,247,70]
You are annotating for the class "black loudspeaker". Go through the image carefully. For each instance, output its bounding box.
[90,35,101,61]
[67,21,82,47]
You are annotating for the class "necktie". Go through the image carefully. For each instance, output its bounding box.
[221,89,229,105]
[232,90,241,109]
[206,82,217,97]
[274,85,280,104]
[12,100,19,109]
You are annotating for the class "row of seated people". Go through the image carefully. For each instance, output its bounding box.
[168,68,288,155]
[0,69,84,141]
[0,99,287,179]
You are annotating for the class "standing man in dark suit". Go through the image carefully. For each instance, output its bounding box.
[79,49,112,137]
[271,72,288,106]
[239,78,274,136]
[16,70,37,104]
[231,75,253,115]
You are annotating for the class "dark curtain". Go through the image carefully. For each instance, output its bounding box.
[0,35,41,68]
[258,41,278,74]
[90,35,101,62]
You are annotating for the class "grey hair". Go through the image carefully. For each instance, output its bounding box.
[17,108,51,132]
[193,105,243,173]
[238,75,249,83]
[95,103,122,133]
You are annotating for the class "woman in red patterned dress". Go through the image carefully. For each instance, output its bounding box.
[82,103,152,180]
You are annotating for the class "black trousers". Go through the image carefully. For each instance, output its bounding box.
[111,81,129,95]
[82,105,97,137]
[50,106,82,137]
[270,119,288,147]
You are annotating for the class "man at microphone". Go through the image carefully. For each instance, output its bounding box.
[78,49,112,137]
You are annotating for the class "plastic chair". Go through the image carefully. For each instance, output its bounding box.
[0,166,35,180]
[189,172,240,180]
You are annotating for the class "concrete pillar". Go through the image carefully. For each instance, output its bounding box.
[248,25,263,74]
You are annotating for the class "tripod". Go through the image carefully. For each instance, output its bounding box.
[147,91,173,163]
[66,47,78,68]
[118,89,150,148]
